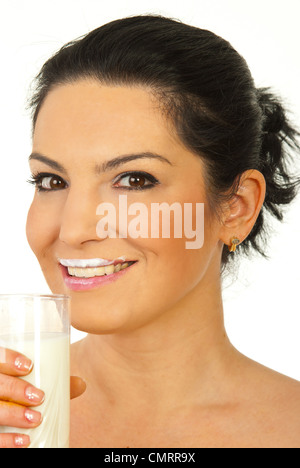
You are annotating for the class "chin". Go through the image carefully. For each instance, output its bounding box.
[68,296,136,335]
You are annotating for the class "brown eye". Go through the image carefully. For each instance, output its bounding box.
[113,171,159,190]
[128,175,146,188]
[28,172,69,192]
[40,176,66,191]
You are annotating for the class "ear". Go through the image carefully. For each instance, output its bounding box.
[219,170,266,248]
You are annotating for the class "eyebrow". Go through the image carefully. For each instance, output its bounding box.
[28,152,173,174]
[29,153,67,174]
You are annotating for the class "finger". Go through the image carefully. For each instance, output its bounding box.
[0,347,33,376]
[70,376,86,400]
[0,374,45,407]
[0,401,42,428]
[0,433,31,448]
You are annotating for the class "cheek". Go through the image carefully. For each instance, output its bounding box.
[124,227,212,312]
[122,192,213,297]
[131,195,217,303]
[26,199,60,257]
[143,237,211,296]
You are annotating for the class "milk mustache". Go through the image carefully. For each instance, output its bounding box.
[0,333,70,448]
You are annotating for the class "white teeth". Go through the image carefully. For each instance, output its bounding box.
[59,256,126,268]
[67,262,132,278]
[104,264,115,275]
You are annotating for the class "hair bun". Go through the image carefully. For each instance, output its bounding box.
[258,89,287,135]
[256,87,300,223]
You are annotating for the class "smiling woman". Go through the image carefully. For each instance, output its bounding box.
[1,14,300,449]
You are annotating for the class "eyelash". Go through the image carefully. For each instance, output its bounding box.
[27,171,160,192]
[27,172,67,192]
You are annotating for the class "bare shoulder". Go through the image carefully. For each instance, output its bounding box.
[242,354,300,403]
[235,354,300,447]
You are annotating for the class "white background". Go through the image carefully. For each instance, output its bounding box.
[0,0,299,378]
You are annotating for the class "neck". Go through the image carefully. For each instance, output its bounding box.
[73,269,236,414]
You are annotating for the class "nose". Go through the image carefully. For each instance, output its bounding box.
[59,187,102,248]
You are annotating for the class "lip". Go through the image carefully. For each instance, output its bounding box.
[59,262,137,292]
[59,256,126,268]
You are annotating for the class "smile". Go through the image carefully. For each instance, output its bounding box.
[58,258,137,291]
[66,261,135,278]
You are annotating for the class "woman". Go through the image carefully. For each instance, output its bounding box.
[0,15,300,448]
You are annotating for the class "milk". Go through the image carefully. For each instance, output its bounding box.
[0,333,70,448]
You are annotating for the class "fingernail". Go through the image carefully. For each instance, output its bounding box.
[14,355,33,372]
[24,409,42,424]
[25,385,45,403]
[14,434,31,447]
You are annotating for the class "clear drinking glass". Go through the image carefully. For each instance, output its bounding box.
[0,294,70,448]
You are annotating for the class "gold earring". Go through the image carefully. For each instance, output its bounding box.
[229,236,240,252]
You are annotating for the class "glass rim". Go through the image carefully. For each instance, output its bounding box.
[0,293,70,301]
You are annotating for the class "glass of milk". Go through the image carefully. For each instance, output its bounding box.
[0,294,70,448]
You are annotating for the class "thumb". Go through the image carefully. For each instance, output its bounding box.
[70,376,87,399]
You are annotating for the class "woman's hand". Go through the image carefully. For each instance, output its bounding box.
[0,347,86,448]
[70,376,86,400]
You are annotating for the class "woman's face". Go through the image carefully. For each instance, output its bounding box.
[26,80,223,333]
